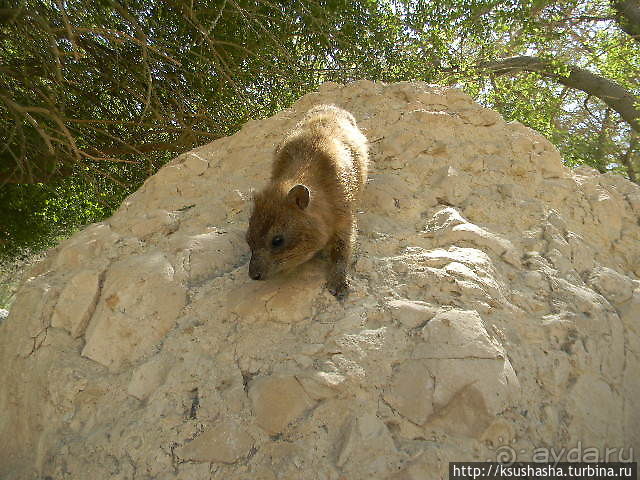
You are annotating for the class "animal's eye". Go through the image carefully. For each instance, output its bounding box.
[271,235,284,248]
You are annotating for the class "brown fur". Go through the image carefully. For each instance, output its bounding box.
[246,104,369,298]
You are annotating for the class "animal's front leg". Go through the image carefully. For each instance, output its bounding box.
[326,227,353,300]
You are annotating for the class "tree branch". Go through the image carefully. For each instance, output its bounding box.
[479,56,640,132]
[91,141,198,156]
[611,0,640,42]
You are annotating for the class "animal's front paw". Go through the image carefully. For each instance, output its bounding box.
[327,275,349,301]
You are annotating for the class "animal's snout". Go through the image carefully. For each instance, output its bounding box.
[248,257,265,281]
[250,270,262,280]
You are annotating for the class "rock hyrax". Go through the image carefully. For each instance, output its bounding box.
[246,104,368,299]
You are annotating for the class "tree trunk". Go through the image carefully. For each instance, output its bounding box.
[480,56,640,133]
[594,108,612,173]
[620,133,638,184]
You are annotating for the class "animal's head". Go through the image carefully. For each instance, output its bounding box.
[246,184,328,280]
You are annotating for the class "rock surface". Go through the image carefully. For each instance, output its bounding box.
[1,81,639,479]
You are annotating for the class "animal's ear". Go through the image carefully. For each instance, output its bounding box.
[287,184,310,210]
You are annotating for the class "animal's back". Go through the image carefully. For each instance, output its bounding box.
[271,105,368,206]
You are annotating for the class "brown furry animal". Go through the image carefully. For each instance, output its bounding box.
[246,104,368,299]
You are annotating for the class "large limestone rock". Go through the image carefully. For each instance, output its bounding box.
[1,81,639,479]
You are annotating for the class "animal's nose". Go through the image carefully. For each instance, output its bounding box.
[250,271,262,280]
[248,258,264,280]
